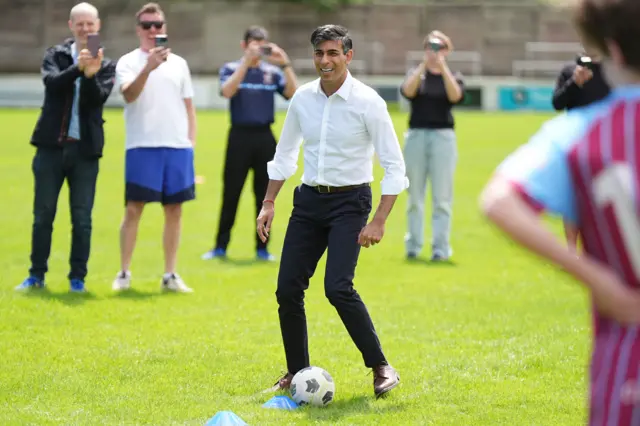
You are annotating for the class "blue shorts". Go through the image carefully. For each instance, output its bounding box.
[125,147,196,205]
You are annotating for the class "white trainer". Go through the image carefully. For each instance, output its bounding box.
[112,271,131,291]
[161,273,193,293]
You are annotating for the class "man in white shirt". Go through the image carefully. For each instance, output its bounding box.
[257,24,408,398]
[112,2,196,293]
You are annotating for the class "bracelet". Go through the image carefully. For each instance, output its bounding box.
[263,199,274,205]
[280,63,291,70]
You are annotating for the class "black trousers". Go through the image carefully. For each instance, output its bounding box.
[216,125,276,251]
[276,184,387,374]
[29,145,99,281]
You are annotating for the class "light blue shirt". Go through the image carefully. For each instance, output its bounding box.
[67,42,81,139]
[496,85,640,225]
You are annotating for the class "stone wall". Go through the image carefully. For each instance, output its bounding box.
[0,0,581,76]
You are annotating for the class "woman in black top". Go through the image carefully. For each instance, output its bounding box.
[400,31,465,261]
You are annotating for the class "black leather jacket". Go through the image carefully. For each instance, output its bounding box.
[30,38,116,158]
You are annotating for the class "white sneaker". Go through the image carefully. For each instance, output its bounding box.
[112,271,131,291]
[161,273,193,293]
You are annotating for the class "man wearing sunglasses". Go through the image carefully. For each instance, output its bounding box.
[16,2,116,293]
[201,26,298,262]
[112,2,196,293]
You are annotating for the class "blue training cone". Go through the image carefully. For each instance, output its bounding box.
[262,395,299,410]
[204,410,248,426]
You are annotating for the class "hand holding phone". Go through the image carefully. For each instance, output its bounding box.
[87,33,100,58]
[155,34,168,49]
[152,35,169,63]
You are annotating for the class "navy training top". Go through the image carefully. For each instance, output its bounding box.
[219,60,289,126]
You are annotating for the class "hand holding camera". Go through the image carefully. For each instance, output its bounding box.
[423,35,448,70]
[574,55,594,87]
[262,44,290,67]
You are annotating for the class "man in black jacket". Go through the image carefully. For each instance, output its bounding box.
[551,49,611,252]
[16,2,116,293]
[552,51,610,111]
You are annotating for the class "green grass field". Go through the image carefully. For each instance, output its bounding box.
[0,107,592,425]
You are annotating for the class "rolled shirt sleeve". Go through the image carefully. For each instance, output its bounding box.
[365,95,410,195]
[267,93,303,181]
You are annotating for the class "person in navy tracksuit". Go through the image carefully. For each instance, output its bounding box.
[202,26,298,262]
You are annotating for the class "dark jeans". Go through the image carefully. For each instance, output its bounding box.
[215,125,276,251]
[276,184,387,374]
[29,145,99,281]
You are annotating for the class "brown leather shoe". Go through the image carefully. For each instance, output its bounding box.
[274,372,294,390]
[262,372,294,394]
[373,364,400,398]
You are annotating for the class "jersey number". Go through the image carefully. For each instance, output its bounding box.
[593,163,640,279]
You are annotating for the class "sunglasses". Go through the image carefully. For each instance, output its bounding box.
[139,21,164,30]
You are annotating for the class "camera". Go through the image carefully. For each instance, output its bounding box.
[576,54,593,70]
[428,37,445,53]
[260,45,272,56]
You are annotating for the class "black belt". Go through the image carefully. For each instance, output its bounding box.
[306,183,370,194]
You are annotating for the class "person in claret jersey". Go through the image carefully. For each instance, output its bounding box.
[399,30,465,262]
[480,0,640,424]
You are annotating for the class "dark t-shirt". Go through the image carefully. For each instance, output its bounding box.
[401,69,466,129]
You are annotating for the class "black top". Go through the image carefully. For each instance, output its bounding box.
[30,38,116,159]
[400,69,466,129]
[552,62,610,111]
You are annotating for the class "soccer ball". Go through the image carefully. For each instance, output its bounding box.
[290,366,335,407]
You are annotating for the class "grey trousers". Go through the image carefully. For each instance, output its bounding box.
[403,128,457,258]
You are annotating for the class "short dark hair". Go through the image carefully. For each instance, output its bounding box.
[136,2,164,22]
[573,0,640,70]
[310,24,352,54]
[244,25,268,44]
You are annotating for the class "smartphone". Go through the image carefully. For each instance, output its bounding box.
[87,33,100,57]
[260,45,272,56]
[576,54,593,70]
[155,34,169,48]
[428,37,444,53]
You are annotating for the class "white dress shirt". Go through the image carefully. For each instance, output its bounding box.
[267,72,409,195]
